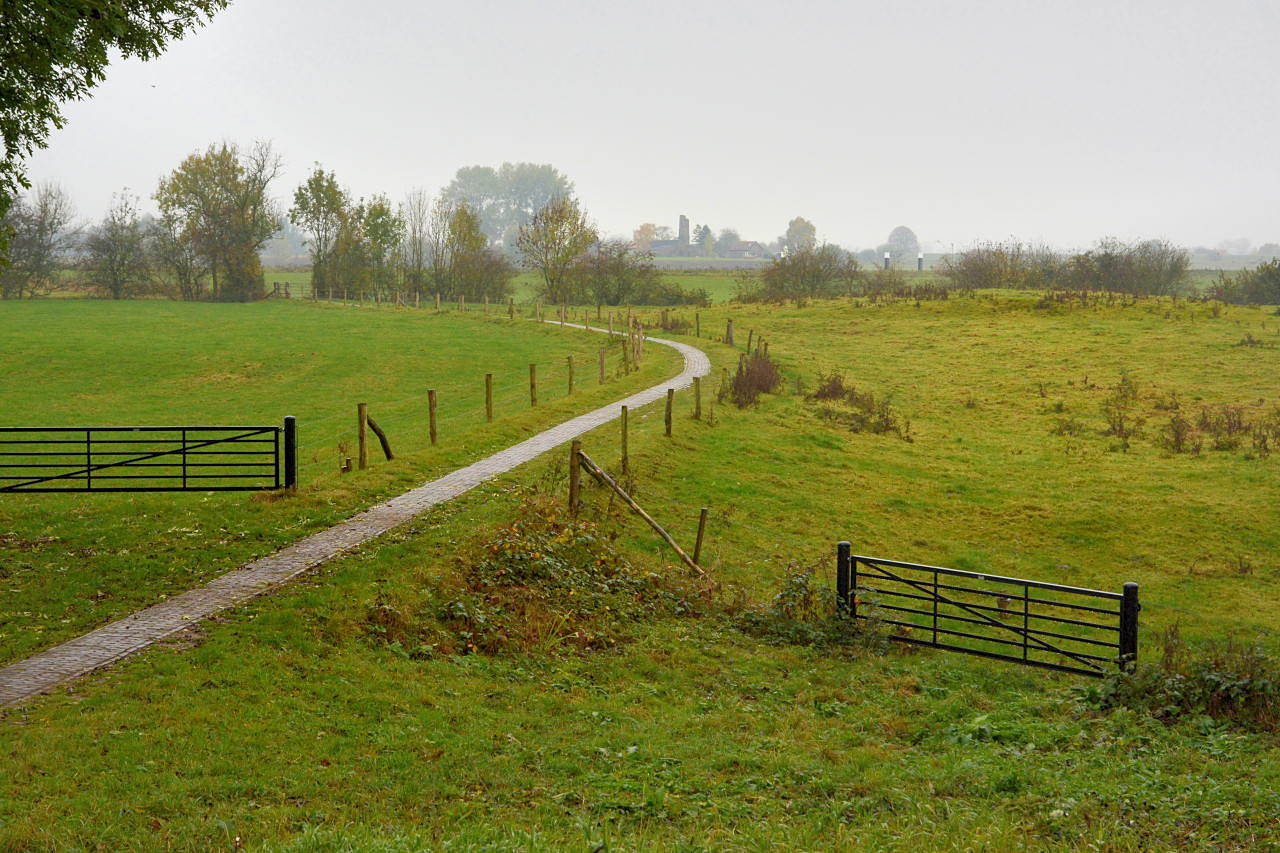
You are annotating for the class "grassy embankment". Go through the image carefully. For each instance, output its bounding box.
[1,286,1279,849]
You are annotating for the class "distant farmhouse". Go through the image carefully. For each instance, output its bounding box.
[647,215,698,257]
[638,215,769,260]
[725,241,766,259]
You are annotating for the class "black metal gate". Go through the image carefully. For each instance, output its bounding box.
[837,542,1138,677]
[0,417,296,494]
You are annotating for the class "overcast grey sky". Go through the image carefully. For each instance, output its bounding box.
[23,0,1280,251]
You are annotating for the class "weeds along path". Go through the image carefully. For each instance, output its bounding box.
[0,324,711,707]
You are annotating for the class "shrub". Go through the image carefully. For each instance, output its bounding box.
[363,494,700,657]
[720,351,783,408]
[733,564,887,653]
[1089,626,1280,732]
[808,371,912,441]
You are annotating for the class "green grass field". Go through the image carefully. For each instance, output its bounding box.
[2,287,1279,849]
[0,299,681,665]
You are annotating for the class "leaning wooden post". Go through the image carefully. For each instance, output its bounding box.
[357,403,369,470]
[568,440,582,517]
[428,389,438,446]
[746,329,754,354]
[693,376,702,420]
[598,349,606,384]
[484,374,493,423]
[693,507,709,565]
[726,318,735,346]
[620,405,629,475]
[529,363,538,407]
[567,355,574,394]
[665,389,674,437]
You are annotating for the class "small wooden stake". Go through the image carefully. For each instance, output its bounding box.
[508,298,514,319]
[357,403,369,470]
[665,388,674,437]
[567,355,574,394]
[694,507,709,565]
[435,292,440,311]
[529,363,538,407]
[694,376,702,420]
[428,389,438,445]
[695,312,700,337]
[485,373,493,423]
[598,348,606,384]
[620,405,629,475]
[568,440,582,516]
[726,318,734,346]
[746,329,754,353]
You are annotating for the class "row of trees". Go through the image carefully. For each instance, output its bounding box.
[940,238,1192,297]
[1,141,283,301]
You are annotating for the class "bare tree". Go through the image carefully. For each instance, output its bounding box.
[0,183,77,299]
[83,191,150,298]
[400,187,431,295]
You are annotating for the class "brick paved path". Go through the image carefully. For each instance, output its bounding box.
[0,328,711,707]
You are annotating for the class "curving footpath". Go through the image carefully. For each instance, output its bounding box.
[0,327,711,707]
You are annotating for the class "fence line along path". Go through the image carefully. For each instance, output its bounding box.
[0,324,711,707]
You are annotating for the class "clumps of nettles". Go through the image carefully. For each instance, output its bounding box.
[733,563,888,655]
[1051,371,1280,457]
[807,370,912,441]
[363,494,701,658]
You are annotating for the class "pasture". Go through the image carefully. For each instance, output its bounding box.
[2,287,1279,849]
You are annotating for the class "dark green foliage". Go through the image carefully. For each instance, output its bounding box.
[1089,626,1280,732]
[1,1,228,247]
[1206,260,1280,306]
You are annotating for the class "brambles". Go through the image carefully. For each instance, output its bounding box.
[363,494,700,658]
[733,563,887,653]
[1087,625,1280,732]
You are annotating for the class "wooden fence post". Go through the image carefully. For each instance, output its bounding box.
[508,298,514,319]
[726,318,734,346]
[569,440,582,516]
[608,312,614,337]
[357,403,369,470]
[694,376,702,419]
[435,292,441,311]
[598,349,606,384]
[621,405,629,475]
[485,374,493,423]
[567,355,574,394]
[665,389,674,437]
[695,312,700,338]
[746,329,754,354]
[694,507,709,565]
[529,364,538,407]
[428,389,438,446]
[484,295,489,313]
